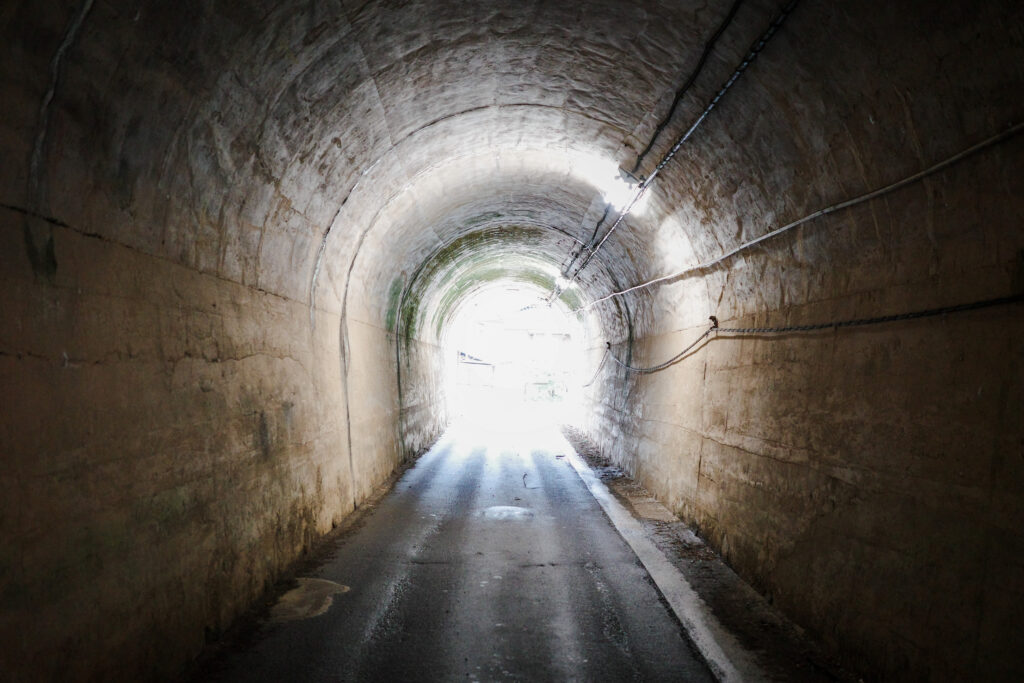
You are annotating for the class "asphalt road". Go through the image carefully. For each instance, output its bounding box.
[200,422,715,682]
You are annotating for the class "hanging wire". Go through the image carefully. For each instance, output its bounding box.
[630,0,748,175]
[714,294,1023,334]
[608,325,716,374]
[557,0,801,297]
[581,119,1024,311]
[562,0,748,283]
[580,344,611,387]
[603,294,1022,375]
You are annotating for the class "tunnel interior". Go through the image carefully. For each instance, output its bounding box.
[2,0,1022,680]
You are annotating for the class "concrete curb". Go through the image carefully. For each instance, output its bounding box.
[562,441,765,683]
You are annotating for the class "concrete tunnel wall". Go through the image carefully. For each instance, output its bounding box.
[0,0,1021,680]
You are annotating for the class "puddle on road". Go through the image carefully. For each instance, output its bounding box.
[480,505,535,520]
[269,578,350,622]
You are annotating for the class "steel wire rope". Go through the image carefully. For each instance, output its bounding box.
[580,344,611,387]
[630,0,748,175]
[581,119,1024,311]
[556,0,801,298]
[715,294,1024,334]
[604,294,1023,374]
[560,0,748,281]
[608,326,716,374]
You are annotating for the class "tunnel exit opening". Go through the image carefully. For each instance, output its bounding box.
[440,281,588,437]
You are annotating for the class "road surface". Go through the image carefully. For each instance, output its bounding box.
[200,421,714,682]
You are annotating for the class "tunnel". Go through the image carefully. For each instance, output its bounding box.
[2,0,1022,680]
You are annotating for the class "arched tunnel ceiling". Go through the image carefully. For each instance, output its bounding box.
[5,0,1020,341]
[333,146,673,340]
[10,0,741,341]
[393,225,595,348]
[2,3,1023,680]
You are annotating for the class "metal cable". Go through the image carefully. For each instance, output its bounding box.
[609,326,715,374]
[581,119,1024,311]
[562,0,801,292]
[638,0,800,186]
[561,0,747,284]
[716,294,1023,334]
[631,0,748,175]
[560,205,611,291]
[606,294,1022,375]
[580,345,611,387]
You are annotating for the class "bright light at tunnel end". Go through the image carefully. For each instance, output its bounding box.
[442,283,588,435]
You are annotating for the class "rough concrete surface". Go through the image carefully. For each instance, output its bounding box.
[1,0,1022,680]
[565,427,858,682]
[193,425,715,682]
